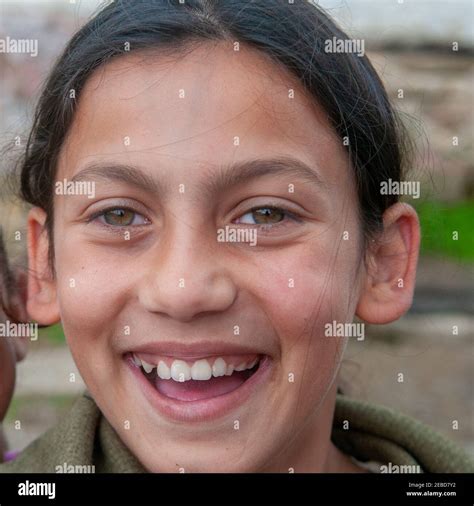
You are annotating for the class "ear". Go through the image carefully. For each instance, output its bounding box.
[356,202,420,324]
[26,207,60,326]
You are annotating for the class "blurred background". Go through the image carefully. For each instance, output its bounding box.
[1,0,473,456]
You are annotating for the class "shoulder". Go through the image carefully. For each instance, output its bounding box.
[0,393,99,473]
[332,394,474,473]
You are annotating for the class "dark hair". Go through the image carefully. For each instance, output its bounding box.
[18,0,410,265]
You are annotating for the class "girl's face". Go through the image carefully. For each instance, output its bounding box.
[0,338,16,423]
[0,336,15,461]
[0,268,27,426]
[1,267,27,459]
[32,44,367,471]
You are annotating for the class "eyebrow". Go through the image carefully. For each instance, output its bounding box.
[200,156,326,197]
[71,163,164,195]
[69,156,326,197]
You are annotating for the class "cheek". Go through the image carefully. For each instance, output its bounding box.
[56,263,116,340]
[252,241,359,342]
[248,242,358,402]
[54,232,137,330]
[53,241,137,384]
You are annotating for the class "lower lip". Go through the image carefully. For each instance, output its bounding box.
[126,355,273,423]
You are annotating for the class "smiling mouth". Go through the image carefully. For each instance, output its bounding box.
[128,353,263,402]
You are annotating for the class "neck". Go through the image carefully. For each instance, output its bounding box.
[260,381,366,473]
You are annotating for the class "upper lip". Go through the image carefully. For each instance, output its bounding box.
[128,340,267,359]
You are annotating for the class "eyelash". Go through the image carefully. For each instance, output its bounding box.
[233,206,301,229]
[87,205,301,231]
[87,206,150,229]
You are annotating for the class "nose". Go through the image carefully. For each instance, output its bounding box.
[138,231,238,322]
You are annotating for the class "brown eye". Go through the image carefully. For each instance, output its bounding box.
[250,207,285,225]
[103,208,137,226]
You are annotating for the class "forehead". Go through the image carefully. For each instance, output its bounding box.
[60,42,348,183]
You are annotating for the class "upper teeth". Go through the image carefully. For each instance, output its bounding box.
[133,355,259,382]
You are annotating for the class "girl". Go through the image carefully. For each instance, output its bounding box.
[1,0,472,473]
[0,231,28,463]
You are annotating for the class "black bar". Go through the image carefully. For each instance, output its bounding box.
[0,473,472,506]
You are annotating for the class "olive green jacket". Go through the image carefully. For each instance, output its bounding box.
[1,393,473,473]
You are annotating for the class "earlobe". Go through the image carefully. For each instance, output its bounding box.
[355,202,420,324]
[26,207,61,326]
